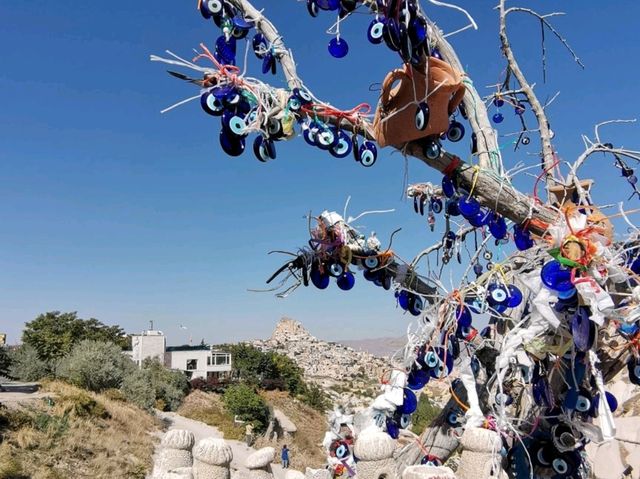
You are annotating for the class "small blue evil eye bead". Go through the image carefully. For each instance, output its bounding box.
[407,369,429,390]
[398,413,411,429]
[215,34,237,65]
[329,130,353,158]
[628,358,640,386]
[492,112,504,124]
[446,121,465,142]
[408,294,424,316]
[202,0,224,17]
[385,417,400,439]
[222,112,247,138]
[316,0,340,10]
[430,48,442,59]
[302,122,318,146]
[292,88,313,105]
[488,213,507,240]
[315,126,338,150]
[409,16,427,46]
[473,263,483,276]
[368,18,385,44]
[307,0,319,17]
[219,129,246,157]
[506,285,523,307]
[424,351,439,369]
[288,96,302,112]
[253,136,276,162]
[458,195,480,218]
[328,262,344,278]
[328,37,349,58]
[445,198,460,216]
[267,117,284,138]
[446,411,459,426]
[430,197,443,214]
[514,103,526,115]
[336,271,355,291]
[487,283,509,306]
[262,53,276,75]
[415,102,429,131]
[397,290,410,310]
[424,140,441,160]
[513,224,534,251]
[201,91,224,116]
[493,96,504,107]
[441,175,456,198]
[252,33,268,59]
[455,305,472,327]
[358,141,377,167]
[400,388,418,414]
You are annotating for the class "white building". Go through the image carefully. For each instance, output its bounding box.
[128,329,232,380]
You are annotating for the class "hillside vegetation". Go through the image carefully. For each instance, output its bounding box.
[0,381,160,479]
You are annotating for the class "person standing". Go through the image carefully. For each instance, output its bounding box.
[281,444,290,469]
[245,423,254,447]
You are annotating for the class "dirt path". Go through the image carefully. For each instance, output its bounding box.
[154,411,287,478]
[0,382,51,408]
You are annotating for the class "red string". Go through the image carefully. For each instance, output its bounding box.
[300,103,371,125]
[533,156,561,204]
[442,156,461,177]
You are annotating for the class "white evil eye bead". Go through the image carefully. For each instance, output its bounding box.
[575,395,591,412]
[335,443,349,459]
[367,19,385,44]
[483,251,492,260]
[204,0,224,15]
[329,262,344,277]
[359,141,377,167]
[200,92,224,116]
[364,256,379,269]
[293,88,313,104]
[552,458,568,474]
[226,116,247,137]
[424,141,441,160]
[316,128,336,150]
[447,121,465,142]
[415,102,429,131]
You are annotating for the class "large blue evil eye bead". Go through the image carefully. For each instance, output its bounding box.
[219,130,246,157]
[489,214,507,239]
[468,208,490,228]
[408,295,424,316]
[307,0,319,17]
[513,224,534,250]
[400,388,418,414]
[368,19,385,44]
[329,130,353,158]
[458,196,480,218]
[317,0,340,10]
[409,17,427,46]
[540,260,574,291]
[328,37,349,58]
[201,92,224,116]
[358,141,377,167]
[336,271,355,291]
[442,175,455,198]
[445,199,460,216]
[223,113,247,137]
[215,35,237,65]
[397,290,410,310]
[446,121,465,142]
[407,369,429,390]
[310,268,330,290]
[316,127,338,150]
[455,305,472,327]
[487,283,509,306]
[415,102,429,131]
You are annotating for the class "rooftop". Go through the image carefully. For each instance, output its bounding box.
[166,345,210,352]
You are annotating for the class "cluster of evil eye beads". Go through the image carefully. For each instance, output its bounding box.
[306,0,433,66]
[309,253,393,291]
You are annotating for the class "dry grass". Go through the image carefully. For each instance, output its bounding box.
[0,381,161,479]
[256,390,327,469]
[177,390,244,441]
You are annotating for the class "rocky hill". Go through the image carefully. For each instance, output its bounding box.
[252,318,394,407]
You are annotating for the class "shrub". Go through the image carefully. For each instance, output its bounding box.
[58,390,109,419]
[57,340,134,392]
[0,347,11,378]
[141,358,189,411]
[222,384,270,432]
[121,369,155,411]
[8,345,50,381]
[411,394,442,434]
[301,383,330,412]
[103,388,126,402]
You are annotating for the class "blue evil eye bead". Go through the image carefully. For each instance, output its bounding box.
[424,140,441,160]
[329,130,353,158]
[315,127,337,150]
[223,113,247,138]
[302,122,318,146]
[534,443,553,467]
[468,208,490,228]
[339,0,358,17]
[358,141,377,167]
[336,271,355,291]
[513,224,534,251]
[232,15,252,30]
[430,197,443,214]
[267,117,284,138]
[572,306,594,352]
[307,0,319,17]
[458,195,480,218]
[398,413,411,429]
[385,417,400,439]
[446,121,465,142]
[252,33,268,59]
[219,130,246,157]
[292,88,313,105]
[407,369,429,390]
[253,136,276,162]
[514,103,525,115]
[493,97,504,107]
[261,53,275,75]
[409,17,427,46]
[488,213,507,240]
[202,0,224,17]
[473,263,483,276]
[288,96,302,112]
[328,37,349,58]
[628,358,640,386]
[397,290,410,310]
[368,18,385,44]
[424,350,439,369]
[445,199,460,216]
[575,391,592,413]
[232,26,251,40]
[430,48,442,59]
[492,112,504,124]
[455,305,472,327]
[215,35,237,65]
[363,269,379,282]
[363,255,380,270]
[421,455,442,467]
[415,102,429,131]
[495,393,513,407]
[408,295,424,316]
[457,324,476,341]
[317,0,340,9]
[383,18,401,52]
[310,266,330,290]
[506,285,523,308]
[541,260,574,291]
[487,283,508,306]
[441,175,455,198]
[400,388,418,414]
[328,262,344,278]
[619,322,639,336]
[201,91,224,116]
[594,391,619,413]
[446,411,460,426]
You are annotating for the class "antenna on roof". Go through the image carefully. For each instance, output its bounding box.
[150,320,154,331]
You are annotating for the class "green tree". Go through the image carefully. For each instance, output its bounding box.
[22,311,128,365]
[121,369,156,411]
[8,345,50,381]
[0,347,10,378]
[57,340,135,392]
[302,383,330,412]
[141,358,189,411]
[222,383,270,432]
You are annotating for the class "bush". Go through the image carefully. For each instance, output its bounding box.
[411,394,442,434]
[57,340,134,392]
[121,369,155,411]
[190,377,228,394]
[141,358,189,411]
[0,347,11,378]
[301,383,330,412]
[222,384,270,432]
[8,345,51,381]
[58,390,109,419]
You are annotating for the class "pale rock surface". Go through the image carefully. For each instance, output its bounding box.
[193,438,233,479]
[246,447,275,479]
[585,440,627,479]
[284,471,305,479]
[402,465,457,479]
[353,431,397,479]
[455,428,506,479]
[303,468,331,479]
[273,409,297,435]
[162,467,194,479]
[153,430,195,478]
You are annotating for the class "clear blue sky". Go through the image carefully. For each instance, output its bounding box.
[1,1,639,345]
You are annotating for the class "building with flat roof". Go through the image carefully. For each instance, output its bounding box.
[128,329,232,380]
